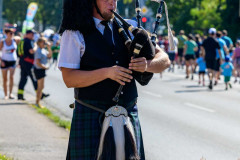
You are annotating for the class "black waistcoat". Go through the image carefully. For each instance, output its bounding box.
[74,22,138,105]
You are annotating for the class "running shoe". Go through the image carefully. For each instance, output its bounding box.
[229,83,232,88]
[208,81,213,90]
[18,94,26,100]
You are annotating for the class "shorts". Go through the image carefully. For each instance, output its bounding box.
[214,58,221,71]
[168,53,176,61]
[206,59,216,70]
[0,60,16,69]
[178,48,184,57]
[185,54,195,61]
[224,76,231,83]
[34,68,46,80]
[199,71,206,75]
[234,57,240,70]
[195,51,200,59]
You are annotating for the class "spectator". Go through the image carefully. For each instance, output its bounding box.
[34,37,52,108]
[51,40,60,69]
[0,28,18,99]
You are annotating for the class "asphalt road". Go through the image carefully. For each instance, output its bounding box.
[9,66,240,160]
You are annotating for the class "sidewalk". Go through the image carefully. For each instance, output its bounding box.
[0,90,69,160]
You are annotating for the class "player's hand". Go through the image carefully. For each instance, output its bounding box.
[106,65,133,85]
[129,57,147,73]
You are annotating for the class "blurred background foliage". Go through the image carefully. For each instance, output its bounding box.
[2,0,240,40]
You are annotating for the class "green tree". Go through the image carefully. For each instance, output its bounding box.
[2,0,62,31]
[221,0,240,41]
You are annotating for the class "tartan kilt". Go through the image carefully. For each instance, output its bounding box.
[66,99,145,160]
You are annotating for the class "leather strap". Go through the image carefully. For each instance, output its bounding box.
[75,99,105,113]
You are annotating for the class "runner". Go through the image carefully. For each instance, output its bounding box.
[196,52,206,86]
[214,31,228,86]
[222,30,233,53]
[177,30,187,69]
[201,28,221,90]
[0,28,18,99]
[167,31,178,72]
[183,34,198,80]
[232,40,240,83]
[221,56,234,90]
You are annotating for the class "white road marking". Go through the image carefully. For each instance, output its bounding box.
[184,102,215,113]
[142,91,162,98]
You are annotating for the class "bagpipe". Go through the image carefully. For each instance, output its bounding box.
[97,1,175,160]
[112,0,175,103]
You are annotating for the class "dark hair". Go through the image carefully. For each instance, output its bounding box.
[187,34,194,40]
[222,30,227,35]
[4,28,14,34]
[236,40,240,46]
[195,34,202,43]
[216,31,222,38]
[59,0,96,35]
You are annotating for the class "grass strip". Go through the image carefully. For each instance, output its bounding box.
[0,154,13,160]
[31,104,71,131]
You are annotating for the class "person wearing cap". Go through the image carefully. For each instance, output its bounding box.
[221,56,234,90]
[58,0,170,159]
[0,28,18,99]
[201,28,221,90]
[17,30,37,100]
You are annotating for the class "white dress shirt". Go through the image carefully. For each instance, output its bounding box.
[58,17,137,70]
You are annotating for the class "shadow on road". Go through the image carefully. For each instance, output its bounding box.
[175,89,225,93]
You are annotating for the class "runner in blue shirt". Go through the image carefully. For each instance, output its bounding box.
[222,30,233,52]
[215,31,229,86]
[196,52,206,86]
[221,56,234,90]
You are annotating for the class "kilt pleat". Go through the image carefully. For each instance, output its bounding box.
[66,100,145,160]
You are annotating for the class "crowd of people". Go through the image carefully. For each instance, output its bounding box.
[159,28,240,90]
[0,28,60,108]
[0,26,239,106]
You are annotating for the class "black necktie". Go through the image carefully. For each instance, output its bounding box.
[101,21,114,47]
